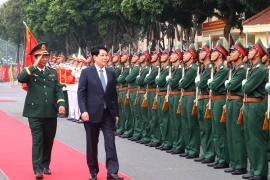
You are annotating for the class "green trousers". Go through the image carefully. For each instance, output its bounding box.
[226,99,247,169]
[211,98,229,164]
[263,98,270,160]
[243,102,268,176]
[63,90,69,117]
[138,93,151,141]
[197,98,215,160]
[133,93,144,138]
[169,94,184,150]
[116,90,127,133]
[147,92,161,143]
[123,91,136,136]
[28,118,57,173]
[157,94,172,148]
[181,95,200,155]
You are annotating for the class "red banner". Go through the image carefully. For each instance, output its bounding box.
[24,27,38,67]
[202,20,226,32]
[3,65,9,82]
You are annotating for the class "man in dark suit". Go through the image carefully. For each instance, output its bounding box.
[78,46,124,180]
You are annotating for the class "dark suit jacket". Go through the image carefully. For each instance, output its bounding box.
[78,65,119,123]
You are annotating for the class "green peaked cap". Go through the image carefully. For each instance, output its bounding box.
[199,40,210,53]
[212,40,228,56]
[229,39,246,56]
[252,38,268,57]
[185,43,197,59]
[30,42,49,55]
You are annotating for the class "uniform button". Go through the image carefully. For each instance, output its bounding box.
[32,103,33,105]
[44,86,46,88]
[45,92,47,95]
[34,79,36,81]
[46,100,48,102]
[44,79,45,81]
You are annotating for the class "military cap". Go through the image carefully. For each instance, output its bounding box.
[229,39,246,57]
[172,45,183,60]
[133,48,142,56]
[212,40,228,57]
[30,42,49,56]
[113,51,121,59]
[185,43,197,60]
[108,51,113,60]
[199,40,211,54]
[142,47,151,61]
[60,53,67,61]
[251,38,268,57]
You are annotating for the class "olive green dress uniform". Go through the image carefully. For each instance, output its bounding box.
[114,63,124,134]
[179,62,200,156]
[243,60,268,176]
[225,62,247,170]
[208,62,229,165]
[144,65,161,144]
[117,64,131,136]
[136,64,151,142]
[168,64,184,150]
[196,62,215,161]
[17,65,65,173]
[125,64,140,137]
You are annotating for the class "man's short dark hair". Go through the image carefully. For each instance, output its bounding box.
[91,46,108,57]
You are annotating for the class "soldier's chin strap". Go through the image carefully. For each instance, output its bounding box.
[213,52,221,62]
[250,49,258,61]
[201,53,208,61]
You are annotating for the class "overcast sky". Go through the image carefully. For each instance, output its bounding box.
[0,0,7,5]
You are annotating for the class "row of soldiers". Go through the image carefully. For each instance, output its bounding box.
[110,39,270,180]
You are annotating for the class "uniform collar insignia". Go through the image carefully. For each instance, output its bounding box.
[49,74,55,76]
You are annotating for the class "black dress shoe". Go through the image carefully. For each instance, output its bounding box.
[72,119,79,122]
[43,167,51,175]
[149,142,160,147]
[207,161,218,167]
[107,173,124,180]
[160,146,172,151]
[224,168,235,173]
[140,140,150,144]
[179,152,189,157]
[231,169,247,175]
[115,132,123,136]
[76,119,84,123]
[35,172,43,179]
[186,154,199,159]
[131,137,141,141]
[67,117,74,120]
[90,173,97,180]
[166,149,174,153]
[155,145,164,149]
[194,157,204,162]
[171,149,185,154]
[144,143,150,146]
[213,163,229,169]
[121,134,131,138]
[242,174,253,179]
[201,159,215,164]
[249,176,268,180]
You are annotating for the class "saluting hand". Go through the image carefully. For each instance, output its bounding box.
[82,112,89,122]
[59,106,66,115]
[33,55,43,67]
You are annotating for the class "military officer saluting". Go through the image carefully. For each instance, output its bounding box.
[17,43,66,179]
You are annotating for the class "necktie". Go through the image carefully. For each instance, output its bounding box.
[99,69,107,109]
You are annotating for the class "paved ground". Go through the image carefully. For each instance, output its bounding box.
[0,82,267,180]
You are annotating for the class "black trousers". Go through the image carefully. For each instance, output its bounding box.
[84,109,119,175]
[28,118,57,173]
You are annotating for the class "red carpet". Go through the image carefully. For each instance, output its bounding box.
[0,109,133,180]
[0,100,16,102]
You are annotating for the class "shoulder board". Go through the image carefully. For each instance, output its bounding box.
[236,65,244,70]
[252,64,260,70]
[189,64,192,68]
[166,65,170,69]
[178,64,182,69]
[220,66,223,69]
[256,64,260,68]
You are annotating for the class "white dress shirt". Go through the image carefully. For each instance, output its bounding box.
[37,66,45,72]
[94,64,108,85]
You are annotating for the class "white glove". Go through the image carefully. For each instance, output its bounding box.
[265,82,270,89]
[242,79,247,86]
[224,80,230,86]
[155,75,160,79]
[194,76,200,83]
[166,75,171,82]
[146,74,150,77]
[136,75,140,79]
[207,79,213,85]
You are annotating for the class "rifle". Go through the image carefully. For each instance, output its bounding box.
[263,65,270,130]
[162,66,171,111]
[204,64,214,119]
[192,64,200,115]
[152,67,160,110]
[142,66,152,108]
[176,63,185,114]
[118,66,124,104]
[134,67,141,106]
[124,67,131,106]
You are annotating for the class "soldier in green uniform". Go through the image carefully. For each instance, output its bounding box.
[107,51,114,69]
[133,49,152,144]
[113,51,124,136]
[155,48,172,151]
[224,39,247,175]
[207,40,229,168]
[165,47,185,154]
[195,41,215,163]
[144,48,161,147]
[242,39,268,180]
[117,50,132,138]
[17,43,66,179]
[179,44,200,158]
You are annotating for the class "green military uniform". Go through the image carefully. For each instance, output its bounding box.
[18,63,65,174]
[225,62,247,170]
[196,62,215,161]
[168,63,184,151]
[114,63,124,134]
[242,39,268,177]
[156,63,172,149]
[117,64,131,137]
[125,64,140,137]
[144,64,161,145]
[136,64,151,142]
[264,64,270,162]
[179,62,200,156]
